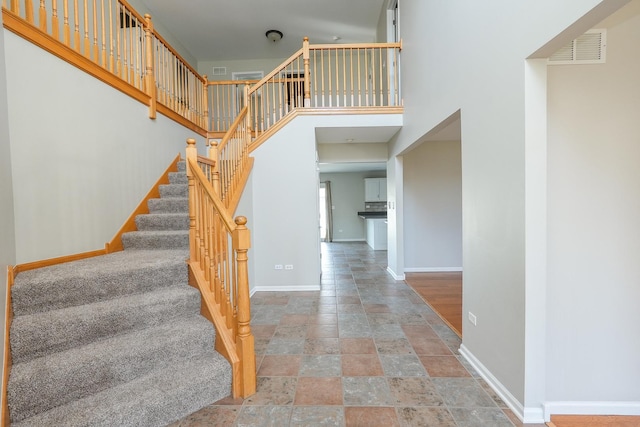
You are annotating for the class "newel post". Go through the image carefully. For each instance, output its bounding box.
[144,14,157,119]
[207,140,221,196]
[233,216,256,396]
[302,37,311,107]
[186,138,198,262]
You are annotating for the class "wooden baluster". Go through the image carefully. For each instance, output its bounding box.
[186,138,198,263]
[63,0,70,46]
[25,0,34,24]
[73,0,80,53]
[233,216,256,397]
[349,48,354,106]
[209,140,221,196]
[100,0,106,66]
[39,0,46,31]
[108,0,114,72]
[91,0,97,61]
[357,48,362,106]
[10,0,19,14]
[52,0,59,40]
[378,47,383,106]
[303,37,310,107]
[144,14,156,118]
[342,48,347,106]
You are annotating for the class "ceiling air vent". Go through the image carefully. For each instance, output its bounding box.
[212,67,227,76]
[549,29,606,65]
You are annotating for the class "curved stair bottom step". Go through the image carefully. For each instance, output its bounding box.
[12,352,232,427]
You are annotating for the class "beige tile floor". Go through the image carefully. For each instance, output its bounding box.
[171,242,544,427]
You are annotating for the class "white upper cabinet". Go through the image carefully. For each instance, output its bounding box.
[364,178,387,202]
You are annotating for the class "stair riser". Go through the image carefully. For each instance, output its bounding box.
[10,287,201,364]
[147,198,188,214]
[169,173,188,185]
[135,214,189,231]
[8,317,215,422]
[159,184,188,198]
[121,232,189,250]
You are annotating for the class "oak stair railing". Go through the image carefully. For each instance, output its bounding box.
[185,133,255,398]
[208,37,402,142]
[2,0,209,134]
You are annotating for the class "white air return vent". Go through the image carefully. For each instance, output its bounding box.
[212,66,227,76]
[549,29,606,65]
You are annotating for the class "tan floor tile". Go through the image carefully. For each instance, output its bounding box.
[407,337,452,355]
[279,314,310,325]
[307,324,339,338]
[294,377,343,405]
[340,338,377,354]
[345,407,400,427]
[342,354,384,376]
[257,355,301,376]
[419,355,471,377]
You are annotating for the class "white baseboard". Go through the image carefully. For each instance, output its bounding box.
[329,238,366,242]
[543,401,640,421]
[404,267,462,273]
[459,344,545,424]
[386,266,405,281]
[252,285,321,293]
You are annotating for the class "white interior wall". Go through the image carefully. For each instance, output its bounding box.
[197,58,287,82]
[247,113,401,290]
[317,143,388,164]
[5,31,205,263]
[0,20,16,398]
[391,0,622,418]
[546,6,640,406]
[403,140,462,271]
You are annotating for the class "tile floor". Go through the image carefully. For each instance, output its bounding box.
[171,242,543,427]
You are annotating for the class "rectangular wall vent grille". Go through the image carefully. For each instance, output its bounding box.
[212,67,227,76]
[549,29,606,65]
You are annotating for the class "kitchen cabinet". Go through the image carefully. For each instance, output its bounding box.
[366,218,387,250]
[364,178,387,202]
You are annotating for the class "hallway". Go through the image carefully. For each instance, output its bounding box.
[171,242,537,426]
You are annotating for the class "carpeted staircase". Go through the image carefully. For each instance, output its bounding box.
[7,161,232,426]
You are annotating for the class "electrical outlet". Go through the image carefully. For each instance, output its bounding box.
[285,264,294,270]
[274,264,283,270]
[468,312,477,326]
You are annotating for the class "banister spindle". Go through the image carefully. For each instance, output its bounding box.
[73,0,80,52]
[10,0,19,14]
[63,0,70,45]
[39,0,47,31]
[25,0,34,24]
[52,0,59,40]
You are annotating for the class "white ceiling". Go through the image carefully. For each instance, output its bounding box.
[139,0,388,61]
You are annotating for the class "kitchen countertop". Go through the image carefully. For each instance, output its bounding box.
[357,211,387,219]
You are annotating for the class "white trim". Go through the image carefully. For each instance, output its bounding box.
[330,238,366,242]
[252,285,321,293]
[404,267,462,273]
[543,401,640,422]
[386,266,405,280]
[459,344,545,424]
